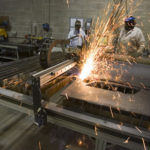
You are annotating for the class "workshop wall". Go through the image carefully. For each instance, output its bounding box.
[49,0,109,39]
[134,0,150,47]
[0,0,109,38]
[0,0,49,37]
[0,0,31,36]
[0,0,150,47]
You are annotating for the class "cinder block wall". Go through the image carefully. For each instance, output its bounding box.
[49,0,109,39]
[0,0,150,46]
[0,0,109,38]
[0,0,49,37]
[134,0,150,47]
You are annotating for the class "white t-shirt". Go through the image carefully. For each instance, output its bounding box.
[68,28,86,48]
[118,27,145,54]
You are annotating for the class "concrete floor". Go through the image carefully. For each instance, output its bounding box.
[0,104,95,150]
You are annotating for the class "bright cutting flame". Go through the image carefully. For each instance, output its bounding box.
[79,54,94,80]
[79,0,136,81]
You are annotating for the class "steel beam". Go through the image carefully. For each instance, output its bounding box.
[46,103,150,140]
[33,59,76,86]
[0,96,149,150]
[0,87,32,105]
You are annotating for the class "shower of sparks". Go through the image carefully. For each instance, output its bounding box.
[123,137,130,143]
[142,138,147,150]
[1,75,31,95]
[79,0,137,81]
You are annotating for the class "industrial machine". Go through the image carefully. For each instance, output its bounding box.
[0,20,53,61]
[0,1,150,149]
[32,49,150,150]
[39,37,81,69]
[0,38,150,150]
[0,35,54,61]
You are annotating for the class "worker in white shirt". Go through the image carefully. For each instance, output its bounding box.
[68,20,86,49]
[118,16,145,57]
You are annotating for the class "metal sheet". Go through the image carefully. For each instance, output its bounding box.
[61,80,150,117]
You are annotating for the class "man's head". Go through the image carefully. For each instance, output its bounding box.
[75,20,81,32]
[124,16,136,31]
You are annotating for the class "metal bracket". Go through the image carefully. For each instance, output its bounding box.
[32,77,47,126]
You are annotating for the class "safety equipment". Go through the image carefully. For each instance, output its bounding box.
[124,16,136,31]
[125,16,136,22]
[75,20,81,30]
[118,26,145,57]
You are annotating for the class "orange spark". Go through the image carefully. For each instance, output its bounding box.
[65,93,69,100]
[117,124,122,130]
[38,141,42,150]
[78,139,83,146]
[124,137,130,143]
[140,82,146,89]
[109,106,114,118]
[135,126,142,134]
[142,138,147,150]
[65,145,71,149]
[95,125,98,136]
